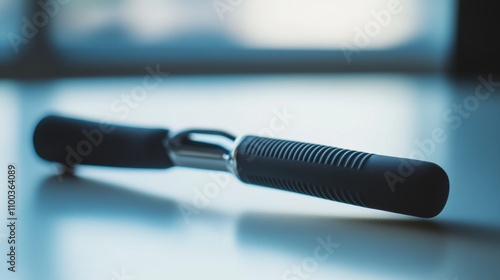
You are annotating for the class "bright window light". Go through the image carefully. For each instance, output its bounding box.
[50,0,456,68]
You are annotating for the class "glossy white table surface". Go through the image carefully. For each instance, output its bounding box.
[0,73,499,280]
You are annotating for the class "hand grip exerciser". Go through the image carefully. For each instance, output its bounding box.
[33,115,449,218]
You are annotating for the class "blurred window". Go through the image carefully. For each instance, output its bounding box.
[50,0,456,69]
[1,0,456,72]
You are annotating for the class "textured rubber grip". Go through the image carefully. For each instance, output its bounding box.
[235,136,449,218]
[33,115,173,169]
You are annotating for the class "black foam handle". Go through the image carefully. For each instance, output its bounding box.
[33,115,173,169]
[235,136,449,218]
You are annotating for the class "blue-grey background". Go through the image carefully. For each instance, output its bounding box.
[1,1,500,280]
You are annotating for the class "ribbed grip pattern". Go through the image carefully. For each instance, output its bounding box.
[243,137,372,170]
[236,136,450,218]
[247,175,367,207]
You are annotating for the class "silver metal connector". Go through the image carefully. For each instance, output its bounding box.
[166,129,238,172]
